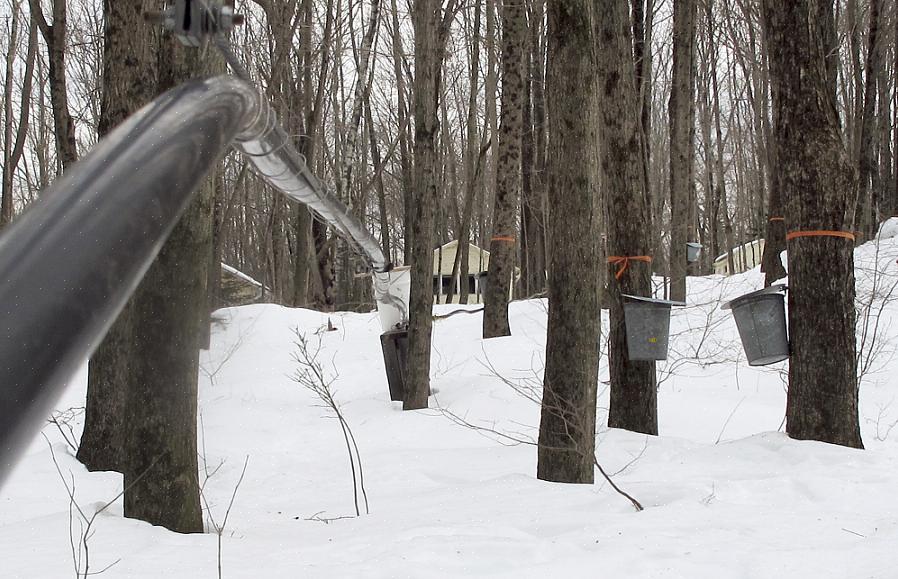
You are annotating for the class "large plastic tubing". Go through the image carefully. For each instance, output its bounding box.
[0,75,397,487]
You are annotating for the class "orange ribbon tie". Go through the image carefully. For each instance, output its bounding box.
[785,230,855,242]
[606,255,652,280]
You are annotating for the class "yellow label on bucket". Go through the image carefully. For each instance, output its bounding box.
[648,337,657,343]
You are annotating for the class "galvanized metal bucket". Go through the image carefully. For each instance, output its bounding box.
[622,295,685,361]
[686,242,703,263]
[722,284,789,366]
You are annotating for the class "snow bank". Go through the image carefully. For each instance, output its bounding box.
[2,239,898,578]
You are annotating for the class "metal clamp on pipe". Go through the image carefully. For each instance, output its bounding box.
[145,0,244,47]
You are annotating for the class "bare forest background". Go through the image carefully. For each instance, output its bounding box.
[2,0,894,307]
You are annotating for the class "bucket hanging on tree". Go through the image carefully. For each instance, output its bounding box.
[722,284,789,366]
[621,295,685,361]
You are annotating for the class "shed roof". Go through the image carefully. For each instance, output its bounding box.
[432,240,491,276]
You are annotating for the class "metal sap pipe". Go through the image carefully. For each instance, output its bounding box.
[0,74,398,487]
[0,77,253,485]
[229,76,404,328]
[232,89,389,274]
[0,74,400,486]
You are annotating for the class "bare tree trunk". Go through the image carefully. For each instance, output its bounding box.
[2,2,37,227]
[337,0,381,206]
[78,0,154,474]
[293,0,332,307]
[388,0,413,264]
[2,2,20,219]
[536,0,599,484]
[483,0,526,337]
[875,19,892,220]
[404,0,455,409]
[668,0,697,301]
[855,0,882,237]
[366,97,392,261]
[633,0,656,274]
[766,0,863,449]
[122,38,217,534]
[707,3,736,276]
[697,40,720,274]
[446,0,482,306]
[520,0,547,298]
[760,0,787,285]
[28,0,77,171]
[602,0,657,436]
[483,0,499,246]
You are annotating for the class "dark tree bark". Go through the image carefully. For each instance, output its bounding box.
[79,0,155,473]
[2,5,36,228]
[122,39,213,534]
[388,0,413,265]
[893,8,898,217]
[446,0,483,306]
[760,0,787,285]
[483,0,526,338]
[520,0,547,298]
[668,0,697,302]
[404,0,455,409]
[28,0,77,170]
[632,0,655,255]
[765,0,863,449]
[855,0,882,238]
[536,0,600,484]
[293,0,332,308]
[600,0,657,436]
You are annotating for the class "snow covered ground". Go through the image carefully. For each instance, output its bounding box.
[2,228,898,578]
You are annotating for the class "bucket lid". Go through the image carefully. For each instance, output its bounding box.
[686,242,703,249]
[622,294,686,307]
[721,284,787,310]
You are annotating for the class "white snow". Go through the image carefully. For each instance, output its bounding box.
[2,236,898,578]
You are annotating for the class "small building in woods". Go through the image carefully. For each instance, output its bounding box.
[713,239,765,276]
[220,263,265,306]
[432,240,519,304]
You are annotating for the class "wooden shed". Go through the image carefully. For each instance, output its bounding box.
[432,240,517,304]
[713,239,765,276]
[220,263,265,306]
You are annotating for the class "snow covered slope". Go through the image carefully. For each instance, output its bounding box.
[1,234,897,578]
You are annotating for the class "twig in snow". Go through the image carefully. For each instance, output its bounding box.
[715,397,746,444]
[44,434,156,578]
[290,329,369,516]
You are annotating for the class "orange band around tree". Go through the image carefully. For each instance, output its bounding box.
[785,230,855,242]
[606,255,653,280]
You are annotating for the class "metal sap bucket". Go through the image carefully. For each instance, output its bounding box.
[621,295,685,361]
[686,242,703,263]
[722,284,789,366]
[380,329,409,401]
